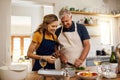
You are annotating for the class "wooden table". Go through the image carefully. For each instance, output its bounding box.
[25,71,120,80]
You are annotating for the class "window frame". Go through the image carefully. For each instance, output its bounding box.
[11,36,30,56]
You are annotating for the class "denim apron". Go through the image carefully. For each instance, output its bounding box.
[32,31,56,71]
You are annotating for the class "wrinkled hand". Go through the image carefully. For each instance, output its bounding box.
[74,59,83,67]
[43,56,56,64]
[60,54,67,64]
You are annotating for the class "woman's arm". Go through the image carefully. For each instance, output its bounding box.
[27,41,56,63]
[27,41,41,59]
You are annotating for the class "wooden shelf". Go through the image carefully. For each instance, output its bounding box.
[70,11,116,17]
[90,35,100,37]
[84,24,98,27]
[114,14,120,18]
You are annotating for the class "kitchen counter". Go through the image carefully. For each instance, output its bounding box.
[86,56,110,66]
[25,71,77,80]
[25,71,120,80]
[25,64,119,80]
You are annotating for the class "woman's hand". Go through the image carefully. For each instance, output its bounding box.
[52,50,61,58]
[43,56,56,64]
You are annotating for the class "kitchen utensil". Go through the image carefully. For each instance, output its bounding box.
[66,62,75,67]
[38,69,67,76]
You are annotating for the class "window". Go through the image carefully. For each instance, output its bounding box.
[11,5,54,63]
[99,19,112,45]
[11,36,31,56]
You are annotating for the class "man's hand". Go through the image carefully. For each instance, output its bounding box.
[74,59,83,67]
[60,54,68,64]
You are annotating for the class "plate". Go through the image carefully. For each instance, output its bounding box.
[8,65,27,72]
[77,71,98,80]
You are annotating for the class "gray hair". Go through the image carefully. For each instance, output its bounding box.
[59,8,72,19]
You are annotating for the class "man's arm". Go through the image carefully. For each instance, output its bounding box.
[79,39,90,61]
[75,39,90,67]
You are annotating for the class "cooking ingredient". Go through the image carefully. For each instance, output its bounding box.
[76,66,85,70]
[80,72,97,77]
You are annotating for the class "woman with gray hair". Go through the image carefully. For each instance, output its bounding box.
[55,8,91,68]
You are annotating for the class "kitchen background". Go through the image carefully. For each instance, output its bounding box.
[0,0,120,70]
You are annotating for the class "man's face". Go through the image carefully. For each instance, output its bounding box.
[61,15,72,28]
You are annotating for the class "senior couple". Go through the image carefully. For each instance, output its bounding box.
[27,8,90,71]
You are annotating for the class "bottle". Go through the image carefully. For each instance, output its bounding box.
[109,46,117,63]
[84,17,89,24]
[109,46,118,74]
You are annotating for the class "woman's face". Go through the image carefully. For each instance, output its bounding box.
[47,21,58,34]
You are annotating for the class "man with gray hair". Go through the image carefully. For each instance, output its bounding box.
[55,8,90,68]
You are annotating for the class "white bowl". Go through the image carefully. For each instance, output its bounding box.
[102,71,117,78]
[0,65,28,80]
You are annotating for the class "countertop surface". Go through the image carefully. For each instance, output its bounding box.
[87,55,110,59]
[25,72,120,80]
[25,66,120,80]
